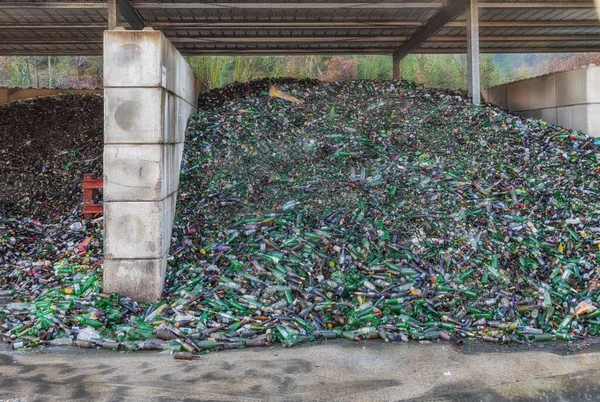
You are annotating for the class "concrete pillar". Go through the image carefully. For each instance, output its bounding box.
[392,55,401,81]
[103,28,201,301]
[586,64,600,137]
[466,0,480,105]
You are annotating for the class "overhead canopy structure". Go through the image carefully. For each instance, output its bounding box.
[0,1,599,56]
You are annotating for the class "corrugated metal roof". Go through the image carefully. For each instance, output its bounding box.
[0,1,598,55]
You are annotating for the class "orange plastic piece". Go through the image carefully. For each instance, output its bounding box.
[82,174,103,217]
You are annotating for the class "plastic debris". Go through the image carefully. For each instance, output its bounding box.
[1,79,600,355]
[269,86,304,104]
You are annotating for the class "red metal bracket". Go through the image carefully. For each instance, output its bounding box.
[82,174,103,217]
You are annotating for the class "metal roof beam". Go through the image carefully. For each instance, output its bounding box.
[479,1,595,8]
[132,2,444,9]
[152,21,426,28]
[393,0,467,60]
[155,20,600,28]
[116,0,145,30]
[3,46,600,56]
[171,46,600,54]
[0,1,594,10]
[2,38,412,45]
[0,41,104,45]
[0,51,103,56]
[4,35,600,45]
[447,20,600,28]
[430,35,600,41]
[0,21,596,30]
[0,24,109,29]
[171,37,411,43]
[0,20,600,29]
[1,2,107,9]
[417,46,600,52]
[132,1,596,9]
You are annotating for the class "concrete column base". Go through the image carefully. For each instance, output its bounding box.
[104,256,167,302]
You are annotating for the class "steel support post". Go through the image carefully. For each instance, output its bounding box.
[392,54,401,80]
[466,0,481,105]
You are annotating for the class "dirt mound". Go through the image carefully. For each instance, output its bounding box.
[0,94,103,221]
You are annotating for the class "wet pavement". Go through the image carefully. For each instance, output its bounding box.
[1,340,600,401]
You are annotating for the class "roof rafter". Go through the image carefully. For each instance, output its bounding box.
[6,0,591,9]
[393,0,468,60]
[1,20,597,30]
[116,0,145,30]
[1,2,107,9]
[479,1,595,8]
[2,46,600,57]
[7,35,599,47]
[174,46,600,54]
[431,35,600,41]
[132,1,444,9]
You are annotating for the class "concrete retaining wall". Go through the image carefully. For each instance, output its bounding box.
[103,28,201,301]
[0,88,102,104]
[482,65,600,137]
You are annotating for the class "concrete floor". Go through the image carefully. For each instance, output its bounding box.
[1,340,600,402]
